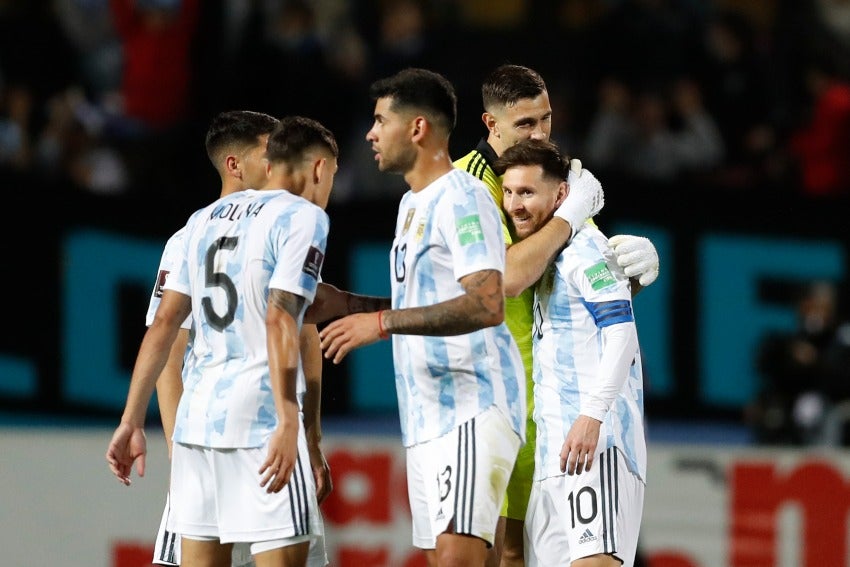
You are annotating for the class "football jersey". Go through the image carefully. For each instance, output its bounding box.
[389,168,525,447]
[454,139,535,418]
[532,225,646,482]
[453,139,509,232]
[166,189,329,448]
[146,227,191,330]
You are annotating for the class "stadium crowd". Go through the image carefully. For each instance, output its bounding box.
[0,0,848,205]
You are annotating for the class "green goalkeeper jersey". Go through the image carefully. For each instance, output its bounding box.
[454,139,534,386]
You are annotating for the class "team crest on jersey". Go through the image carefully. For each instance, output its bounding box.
[154,269,169,298]
[402,208,416,234]
[302,246,325,279]
[584,261,616,290]
[415,219,426,241]
[456,214,484,245]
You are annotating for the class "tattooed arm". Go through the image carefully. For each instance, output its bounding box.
[319,269,505,364]
[261,288,305,494]
[381,269,504,336]
[305,282,391,324]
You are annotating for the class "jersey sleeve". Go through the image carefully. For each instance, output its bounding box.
[164,209,202,298]
[268,203,329,304]
[454,149,513,245]
[147,227,191,329]
[565,237,633,320]
[563,232,638,421]
[442,179,506,282]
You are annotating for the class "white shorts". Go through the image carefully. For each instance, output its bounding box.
[153,492,180,566]
[525,447,645,567]
[169,428,322,548]
[407,406,522,549]
[154,491,328,566]
[151,494,328,567]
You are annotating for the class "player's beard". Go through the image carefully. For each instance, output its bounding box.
[381,143,417,175]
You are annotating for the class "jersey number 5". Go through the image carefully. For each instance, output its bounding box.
[202,236,238,332]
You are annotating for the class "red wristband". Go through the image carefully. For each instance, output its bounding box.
[377,310,389,340]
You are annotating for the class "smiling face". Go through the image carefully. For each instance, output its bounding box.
[365,97,417,174]
[502,163,566,240]
[488,92,552,154]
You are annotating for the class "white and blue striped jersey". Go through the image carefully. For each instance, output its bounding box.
[532,225,646,482]
[165,189,329,449]
[146,227,191,330]
[146,224,316,406]
[389,168,526,447]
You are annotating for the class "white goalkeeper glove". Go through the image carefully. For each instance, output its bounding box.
[554,158,604,241]
[608,235,660,286]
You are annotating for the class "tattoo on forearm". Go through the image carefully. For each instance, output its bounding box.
[346,294,390,314]
[459,269,503,323]
[384,270,504,336]
[269,289,306,320]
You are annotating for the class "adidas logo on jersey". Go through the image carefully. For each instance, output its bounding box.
[435,508,444,521]
[579,528,597,544]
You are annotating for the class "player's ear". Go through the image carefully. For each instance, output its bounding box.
[483,112,497,135]
[313,157,327,184]
[225,154,241,179]
[555,180,568,208]
[411,116,427,141]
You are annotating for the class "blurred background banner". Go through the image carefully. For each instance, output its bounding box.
[2,194,846,429]
[3,429,850,567]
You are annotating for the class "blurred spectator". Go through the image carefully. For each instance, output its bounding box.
[230,0,343,135]
[0,2,78,107]
[105,0,198,133]
[93,0,201,199]
[108,0,200,134]
[584,78,724,184]
[53,0,122,99]
[453,0,526,30]
[0,80,32,172]
[748,281,850,445]
[588,0,704,88]
[787,53,850,197]
[813,0,850,63]
[35,88,128,195]
[332,0,444,203]
[0,1,79,178]
[696,8,783,190]
[370,0,441,80]
[547,77,583,159]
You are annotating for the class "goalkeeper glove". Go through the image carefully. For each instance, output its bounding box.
[608,235,660,286]
[554,158,604,241]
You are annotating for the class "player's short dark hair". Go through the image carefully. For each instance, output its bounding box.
[205,110,279,167]
[369,68,457,134]
[482,64,547,112]
[494,139,570,181]
[266,116,338,165]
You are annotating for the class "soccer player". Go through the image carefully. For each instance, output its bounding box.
[497,139,646,567]
[107,115,339,567]
[314,67,600,567]
[453,64,658,567]
[147,111,332,567]
[148,109,280,567]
